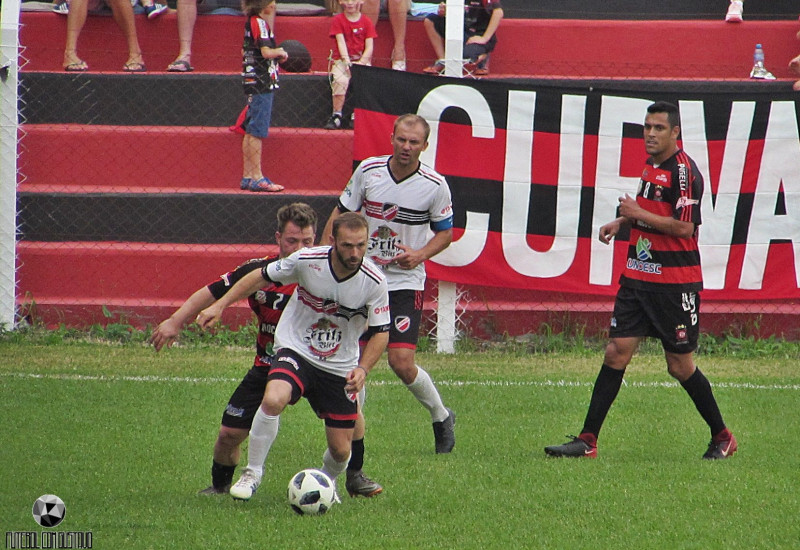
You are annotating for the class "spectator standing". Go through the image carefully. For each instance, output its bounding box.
[239,0,286,192]
[422,0,503,76]
[544,102,737,461]
[326,0,378,130]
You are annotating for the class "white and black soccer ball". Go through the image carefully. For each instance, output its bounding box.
[287,469,336,515]
[32,494,66,528]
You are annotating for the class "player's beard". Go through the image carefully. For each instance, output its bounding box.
[335,246,362,273]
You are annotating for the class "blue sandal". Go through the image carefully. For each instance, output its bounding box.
[241,177,284,193]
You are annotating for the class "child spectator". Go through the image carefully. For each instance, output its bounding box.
[239,0,287,192]
[325,0,377,130]
[422,0,503,76]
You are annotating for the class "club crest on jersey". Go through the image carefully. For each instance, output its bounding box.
[394,316,411,333]
[305,317,343,358]
[368,225,401,265]
[381,203,399,221]
[675,324,688,345]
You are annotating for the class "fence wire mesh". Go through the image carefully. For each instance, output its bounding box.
[12,2,800,341]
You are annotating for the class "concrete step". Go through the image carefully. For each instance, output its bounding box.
[19,124,352,195]
[19,13,800,78]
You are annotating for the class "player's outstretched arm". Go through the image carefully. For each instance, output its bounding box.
[149,287,215,351]
[196,269,267,330]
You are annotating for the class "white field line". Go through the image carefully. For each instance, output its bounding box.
[1,372,799,391]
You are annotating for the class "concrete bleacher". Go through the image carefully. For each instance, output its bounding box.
[17,12,800,77]
[15,8,800,336]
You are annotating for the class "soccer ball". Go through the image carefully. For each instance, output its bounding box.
[287,469,336,515]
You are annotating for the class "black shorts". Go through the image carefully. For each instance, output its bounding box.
[221,365,269,430]
[609,286,700,354]
[361,289,422,349]
[268,348,358,429]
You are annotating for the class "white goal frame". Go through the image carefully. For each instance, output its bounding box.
[0,0,21,330]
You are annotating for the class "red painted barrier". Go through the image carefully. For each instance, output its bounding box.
[19,12,800,79]
[18,125,351,194]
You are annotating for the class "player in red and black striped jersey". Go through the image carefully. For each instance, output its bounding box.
[545,102,737,461]
[620,148,703,293]
[150,204,383,496]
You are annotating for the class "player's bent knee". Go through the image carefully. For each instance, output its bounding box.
[388,361,417,385]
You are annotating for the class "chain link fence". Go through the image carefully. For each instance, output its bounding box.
[10,5,800,342]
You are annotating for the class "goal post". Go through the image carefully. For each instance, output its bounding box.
[0,0,21,330]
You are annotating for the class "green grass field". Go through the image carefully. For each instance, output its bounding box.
[2,340,799,549]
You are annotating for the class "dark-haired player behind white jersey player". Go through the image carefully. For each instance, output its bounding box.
[545,101,737,460]
[197,213,390,501]
[149,203,382,497]
[322,113,456,454]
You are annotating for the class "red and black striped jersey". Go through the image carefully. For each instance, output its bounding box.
[242,15,279,94]
[206,256,295,367]
[620,149,703,292]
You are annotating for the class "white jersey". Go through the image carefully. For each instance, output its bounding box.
[264,246,390,377]
[338,155,454,291]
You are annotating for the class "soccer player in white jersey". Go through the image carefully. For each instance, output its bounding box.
[322,113,456,454]
[197,213,390,501]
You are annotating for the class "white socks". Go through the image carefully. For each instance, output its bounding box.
[322,448,350,482]
[406,365,449,423]
[246,408,280,478]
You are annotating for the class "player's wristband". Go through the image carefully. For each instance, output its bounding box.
[355,365,368,376]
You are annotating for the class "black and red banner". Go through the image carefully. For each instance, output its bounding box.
[352,67,800,301]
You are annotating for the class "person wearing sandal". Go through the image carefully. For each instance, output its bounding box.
[62,0,148,72]
[238,0,286,193]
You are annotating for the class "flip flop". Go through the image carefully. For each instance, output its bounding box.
[64,61,88,72]
[245,177,284,193]
[167,59,194,72]
[123,61,146,72]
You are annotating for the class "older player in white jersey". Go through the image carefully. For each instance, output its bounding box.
[197,213,390,501]
[322,113,456,454]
